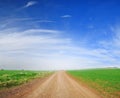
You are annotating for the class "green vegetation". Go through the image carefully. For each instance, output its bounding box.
[68,68,120,98]
[0,70,52,89]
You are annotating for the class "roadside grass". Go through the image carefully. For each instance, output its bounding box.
[0,70,52,89]
[68,68,120,98]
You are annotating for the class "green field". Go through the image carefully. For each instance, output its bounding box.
[68,68,120,98]
[0,70,52,89]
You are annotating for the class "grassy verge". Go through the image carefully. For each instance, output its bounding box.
[68,68,120,98]
[0,70,52,89]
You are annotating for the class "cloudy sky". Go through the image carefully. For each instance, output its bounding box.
[0,0,120,70]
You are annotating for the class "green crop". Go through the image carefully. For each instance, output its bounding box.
[68,68,120,98]
[0,70,52,89]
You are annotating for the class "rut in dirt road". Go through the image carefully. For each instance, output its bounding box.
[0,71,101,98]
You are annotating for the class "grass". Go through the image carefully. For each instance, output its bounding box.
[68,68,120,98]
[0,70,52,89]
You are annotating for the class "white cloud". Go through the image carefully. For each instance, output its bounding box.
[88,25,94,29]
[0,18,120,70]
[99,25,120,49]
[35,20,55,23]
[0,27,119,70]
[0,29,65,51]
[0,18,33,29]
[23,1,38,8]
[22,29,60,35]
[61,15,72,18]
[0,18,55,29]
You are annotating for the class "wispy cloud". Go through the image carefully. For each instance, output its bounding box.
[0,17,120,70]
[0,17,34,29]
[88,25,94,29]
[61,15,72,18]
[0,28,69,52]
[99,25,120,48]
[0,17,55,30]
[1,0,120,70]
[35,20,55,23]
[0,27,119,70]
[23,1,38,8]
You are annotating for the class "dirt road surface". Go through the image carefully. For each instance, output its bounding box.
[0,71,101,98]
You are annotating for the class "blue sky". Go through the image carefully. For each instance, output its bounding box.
[0,0,120,70]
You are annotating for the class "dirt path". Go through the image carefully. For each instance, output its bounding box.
[0,71,101,98]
